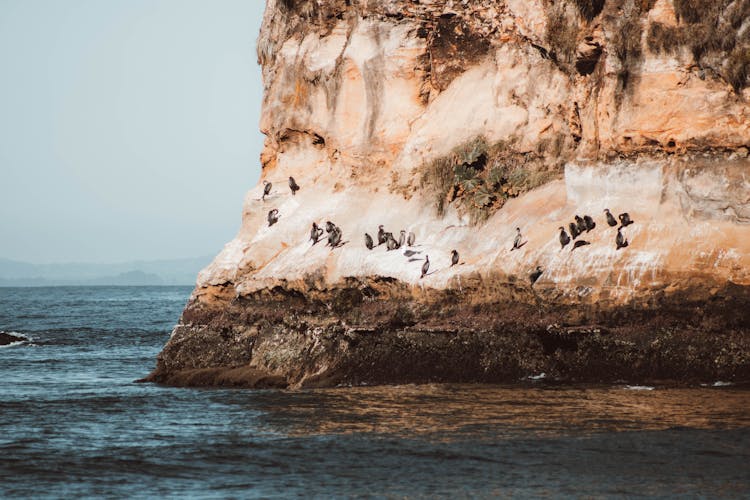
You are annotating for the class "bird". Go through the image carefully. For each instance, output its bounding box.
[583,215,596,232]
[407,232,415,247]
[324,222,339,246]
[421,255,430,278]
[377,225,386,246]
[262,180,272,201]
[267,209,279,226]
[569,221,580,240]
[616,228,629,250]
[618,212,634,227]
[365,233,374,250]
[329,227,342,248]
[386,233,399,251]
[571,240,590,251]
[511,227,523,251]
[558,226,571,249]
[604,208,618,227]
[451,249,459,266]
[575,215,587,234]
[288,176,300,196]
[398,230,406,248]
[310,222,323,244]
[529,266,543,285]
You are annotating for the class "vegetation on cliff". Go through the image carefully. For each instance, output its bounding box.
[420,137,559,222]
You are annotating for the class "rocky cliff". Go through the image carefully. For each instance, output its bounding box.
[146,0,750,388]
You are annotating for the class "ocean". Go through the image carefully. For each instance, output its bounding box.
[1,286,749,498]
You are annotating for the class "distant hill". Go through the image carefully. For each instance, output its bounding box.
[0,256,212,286]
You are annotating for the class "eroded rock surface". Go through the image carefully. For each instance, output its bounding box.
[146,0,750,388]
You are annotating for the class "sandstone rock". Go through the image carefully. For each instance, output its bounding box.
[147,0,750,388]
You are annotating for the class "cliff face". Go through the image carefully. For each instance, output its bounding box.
[146,0,750,388]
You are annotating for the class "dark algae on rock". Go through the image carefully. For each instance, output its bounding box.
[145,278,750,388]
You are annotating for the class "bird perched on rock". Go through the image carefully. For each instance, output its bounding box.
[569,221,580,240]
[511,227,524,251]
[377,225,386,246]
[575,215,587,234]
[386,233,399,251]
[584,215,596,232]
[398,230,406,248]
[618,212,634,227]
[572,239,590,251]
[267,209,279,227]
[324,222,340,246]
[288,176,300,196]
[604,208,618,227]
[310,222,324,244]
[451,249,459,267]
[616,227,629,250]
[421,255,430,278]
[529,266,543,285]
[262,180,272,201]
[558,226,571,249]
[407,231,415,247]
[328,226,342,248]
[365,233,374,250]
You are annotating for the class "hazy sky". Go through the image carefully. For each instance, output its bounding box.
[0,0,265,264]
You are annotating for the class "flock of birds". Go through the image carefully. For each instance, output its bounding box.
[260,177,636,284]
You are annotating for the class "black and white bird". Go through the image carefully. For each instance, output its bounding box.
[398,230,406,248]
[267,209,279,226]
[310,222,323,244]
[377,225,386,246]
[365,233,374,250]
[529,266,543,285]
[407,231,415,247]
[558,226,571,249]
[421,255,430,279]
[583,215,596,232]
[288,176,300,196]
[451,249,459,267]
[616,228,629,250]
[511,227,523,251]
[262,180,272,201]
[571,240,590,251]
[618,212,634,227]
[604,208,618,227]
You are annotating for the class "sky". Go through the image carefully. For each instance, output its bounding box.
[0,0,265,264]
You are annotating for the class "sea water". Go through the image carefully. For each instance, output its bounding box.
[1,286,749,498]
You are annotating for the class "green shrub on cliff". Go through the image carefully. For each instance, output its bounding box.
[420,137,555,224]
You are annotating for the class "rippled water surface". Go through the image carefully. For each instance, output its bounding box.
[1,286,749,498]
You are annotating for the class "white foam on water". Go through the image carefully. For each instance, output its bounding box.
[713,381,733,387]
[526,373,547,381]
[624,385,655,391]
